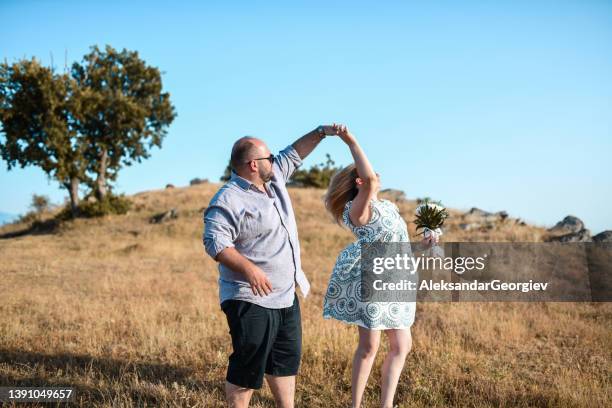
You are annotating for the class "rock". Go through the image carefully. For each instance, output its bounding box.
[463,207,509,223]
[593,231,612,242]
[547,228,591,242]
[150,208,178,224]
[459,223,473,231]
[165,184,175,189]
[546,215,592,242]
[457,207,514,232]
[467,207,490,217]
[380,189,407,203]
[548,215,584,236]
[458,222,495,231]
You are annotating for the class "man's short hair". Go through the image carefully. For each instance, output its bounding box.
[230,137,258,171]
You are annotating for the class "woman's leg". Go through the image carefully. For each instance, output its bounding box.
[352,326,381,408]
[380,328,412,408]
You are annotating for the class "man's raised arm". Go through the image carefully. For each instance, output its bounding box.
[291,125,337,160]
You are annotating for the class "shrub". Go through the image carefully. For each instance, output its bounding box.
[288,154,340,188]
[190,177,209,185]
[416,197,443,206]
[16,194,52,224]
[56,193,132,220]
[220,161,232,182]
[30,194,51,213]
[17,211,39,224]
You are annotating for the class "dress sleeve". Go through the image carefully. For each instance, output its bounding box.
[342,200,353,228]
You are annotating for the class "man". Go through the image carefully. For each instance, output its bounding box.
[203,125,338,408]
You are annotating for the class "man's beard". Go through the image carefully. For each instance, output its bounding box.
[259,167,273,183]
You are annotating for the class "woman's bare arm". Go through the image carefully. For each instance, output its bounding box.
[334,124,379,227]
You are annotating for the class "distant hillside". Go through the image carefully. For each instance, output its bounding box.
[0,212,17,226]
[0,182,548,242]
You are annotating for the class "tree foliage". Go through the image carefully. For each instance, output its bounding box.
[288,153,340,188]
[71,45,176,200]
[0,58,89,214]
[30,194,51,213]
[220,160,232,182]
[0,45,176,217]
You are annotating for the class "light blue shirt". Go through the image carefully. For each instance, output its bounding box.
[202,144,311,309]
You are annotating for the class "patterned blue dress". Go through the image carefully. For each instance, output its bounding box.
[323,198,416,329]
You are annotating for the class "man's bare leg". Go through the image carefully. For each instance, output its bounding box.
[265,374,295,408]
[225,381,254,408]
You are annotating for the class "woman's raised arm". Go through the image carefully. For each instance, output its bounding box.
[334,124,379,227]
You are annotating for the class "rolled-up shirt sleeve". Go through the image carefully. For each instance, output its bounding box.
[203,203,238,260]
[273,144,303,184]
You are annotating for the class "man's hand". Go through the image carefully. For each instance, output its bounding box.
[319,125,338,136]
[216,247,273,297]
[245,265,274,297]
[292,123,355,160]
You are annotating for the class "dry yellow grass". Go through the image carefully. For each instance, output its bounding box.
[0,183,610,407]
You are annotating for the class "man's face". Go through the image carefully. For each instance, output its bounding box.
[254,144,274,183]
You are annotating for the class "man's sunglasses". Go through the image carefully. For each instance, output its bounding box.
[246,154,275,164]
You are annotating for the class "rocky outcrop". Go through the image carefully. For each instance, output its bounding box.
[465,207,508,222]
[150,208,178,224]
[546,215,591,242]
[593,230,612,242]
[548,216,584,235]
[547,228,592,242]
[458,207,511,231]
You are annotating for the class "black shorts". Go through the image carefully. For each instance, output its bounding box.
[220,294,302,389]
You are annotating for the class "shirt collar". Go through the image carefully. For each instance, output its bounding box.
[230,170,273,195]
[229,170,252,191]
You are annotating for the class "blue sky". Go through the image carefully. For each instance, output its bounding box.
[1,0,611,232]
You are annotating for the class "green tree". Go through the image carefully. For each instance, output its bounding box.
[71,45,176,200]
[0,45,176,217]
[220,160,232,182]
[0,59,89,216]
[30,194,51,214]
[288,153,339,188]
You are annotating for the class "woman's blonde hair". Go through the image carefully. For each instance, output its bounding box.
[324,164,359,225]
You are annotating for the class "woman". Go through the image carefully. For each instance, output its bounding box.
[323,124,436,408]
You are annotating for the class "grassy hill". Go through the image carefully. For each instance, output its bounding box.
[0,183,609,407]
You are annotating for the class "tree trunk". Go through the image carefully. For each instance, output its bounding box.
[68,177,80,217]
[95,148,108,201]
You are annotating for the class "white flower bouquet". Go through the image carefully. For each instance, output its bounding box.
[414,200,449,257]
